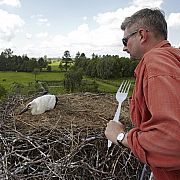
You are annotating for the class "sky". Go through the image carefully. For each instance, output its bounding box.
[0,0,180,58]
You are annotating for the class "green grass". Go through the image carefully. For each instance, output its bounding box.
[0,71,64,91]
[84,78,118,93]
[49,61,61,71]
[0,71,134,96]
[84,77,135,95]
[48,60,75,71]
[48,86,65,94]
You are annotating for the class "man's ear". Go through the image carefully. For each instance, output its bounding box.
[139,29,148,44]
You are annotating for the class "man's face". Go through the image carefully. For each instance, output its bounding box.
[122,28,141,60]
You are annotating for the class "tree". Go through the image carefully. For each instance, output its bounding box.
[92,53,98,59]
[64,68,83,92]
[58,61,63,71]
[1,48,13,58]
[64,50,70,59]
[26,57,37,72]
[22,55,31,72]
[85,59,98,77]
[92,53,95,59]
[47,65,52,72]
[96,58,115,79]
[44,55,47,61]
[38,57,47,71]
[62,50,72,72]
[80,53,86,58]
[33,68,40,82]
[75,51,80,60]
[0,53,6,70]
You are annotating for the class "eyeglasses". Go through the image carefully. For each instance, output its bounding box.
[122,30,138,47]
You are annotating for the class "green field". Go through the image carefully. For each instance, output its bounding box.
[84,77,135,95]
[0,71,134,96]
[0,71,64,90]
[49,60,61,71]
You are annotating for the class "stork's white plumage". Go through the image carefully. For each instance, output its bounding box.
[19,94,58,115]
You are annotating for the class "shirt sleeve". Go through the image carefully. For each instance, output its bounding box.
[128,75,180,170]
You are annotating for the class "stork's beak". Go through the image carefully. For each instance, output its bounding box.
[19,106,29,115]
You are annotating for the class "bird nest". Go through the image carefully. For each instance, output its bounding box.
[0,93,150,179]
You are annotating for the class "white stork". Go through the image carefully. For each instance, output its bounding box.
[19,94,58,115]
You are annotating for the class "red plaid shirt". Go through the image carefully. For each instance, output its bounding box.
[128,40,180,180]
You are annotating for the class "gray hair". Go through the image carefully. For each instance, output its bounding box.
[121,8,167,40]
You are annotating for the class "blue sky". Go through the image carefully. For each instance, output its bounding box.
[0,0,179,58]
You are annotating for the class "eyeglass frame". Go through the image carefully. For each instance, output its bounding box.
[122,30,138,47]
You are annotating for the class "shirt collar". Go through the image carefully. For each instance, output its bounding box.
[151,40,171,49]
[134,40,171,77]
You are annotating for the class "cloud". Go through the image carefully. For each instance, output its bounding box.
[167,13,180,27]
[31,14,43,19]
[37,18,50,26]
[83,16,87,21]
[0,0,21,7]
[60,0,164,57]
[0,9,24,41]
[68,24,91,44]
[36,32,48,38]
[25,33,32,39]
[31,14,50,27]
[38,18,48,23]
[17,2,158,57]
[166,13,180,47]
[3,0,180,58]
[132,0,163,8]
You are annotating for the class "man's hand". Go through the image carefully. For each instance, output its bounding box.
[105,120,125,144]
[105,120,129,147]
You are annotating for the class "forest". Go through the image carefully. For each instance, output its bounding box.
[0,49,138,78]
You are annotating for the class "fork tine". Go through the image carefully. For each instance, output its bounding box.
[126,81,131,93]
[117,80,125,92]
[127,81,131,92]
[120,80,128,92]
[122,80,129,92]
[117,80,131,93]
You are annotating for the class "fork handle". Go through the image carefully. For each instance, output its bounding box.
[108,139,112,148]
[113,103,122,122]
[108,103,122,148]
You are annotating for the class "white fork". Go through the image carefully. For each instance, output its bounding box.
[108,80,131,148]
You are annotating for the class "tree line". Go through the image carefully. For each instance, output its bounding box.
[0,48,138,79]
[0,49,48,72]
[63,51,139,92]
[72,52,139,79]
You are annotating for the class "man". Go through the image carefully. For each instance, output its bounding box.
[105,8,180,180]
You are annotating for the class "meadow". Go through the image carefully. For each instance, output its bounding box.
[0,71,134,97]
[0,71,64,90]
[49,60,61,71]
[0,60,135,95]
